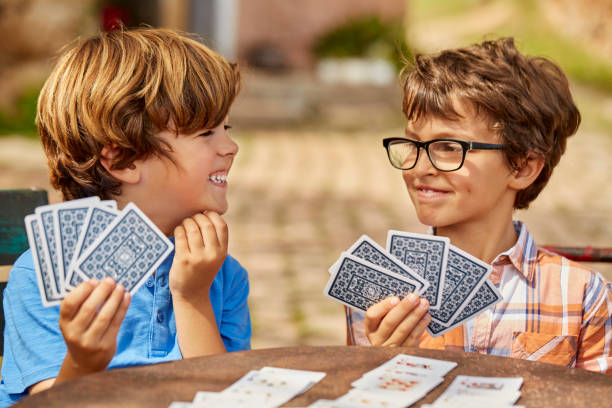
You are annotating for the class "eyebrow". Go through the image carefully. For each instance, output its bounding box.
[404,129,471,141]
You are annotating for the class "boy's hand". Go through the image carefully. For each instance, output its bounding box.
[365,294,431,347]
[58,278,131,377]
[169,211,228,301]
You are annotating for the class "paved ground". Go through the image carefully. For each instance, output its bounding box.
[1,119,611,349]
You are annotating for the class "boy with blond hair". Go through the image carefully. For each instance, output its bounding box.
[1,27,251,404]
[350,37,612,374]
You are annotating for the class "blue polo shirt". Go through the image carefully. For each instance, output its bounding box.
[0,249,251,405]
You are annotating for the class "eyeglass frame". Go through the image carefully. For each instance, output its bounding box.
[382,137,504,172]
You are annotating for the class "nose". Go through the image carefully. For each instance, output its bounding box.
[218,131,239,157]
[411,146,437,176]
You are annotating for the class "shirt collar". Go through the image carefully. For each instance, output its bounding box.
[430,221,538,282]
[493,220,538,282]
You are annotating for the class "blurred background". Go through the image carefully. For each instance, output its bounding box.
[0,0,611,349]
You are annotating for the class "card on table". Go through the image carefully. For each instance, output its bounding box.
[66,203,120,289]
[73,202,173,294]
[331,235,429,295]
[24,215,62,307]
[428,245,492,327]
[434,375,523,405]
[324,254,421,312]
[368,354,458,378]
[427,280,502,337]
[386,231,450,310]
[221,369,321,408]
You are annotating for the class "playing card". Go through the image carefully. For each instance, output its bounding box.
[331,235,429,295]
[336,388,413,408]
[429,245,492,327]
[35,207,63,296]
[368,354,458,378]
[386,231,450,310]
[66,204,120,289]
[259,367,326,384]
[351,372,443,397]
[73,202,173,294]
[221,369,319,407]
[434,375,522,405]
[54,197,101,293]
[24,215,62,307]
[324,254,421,312]
[427,280,502,337]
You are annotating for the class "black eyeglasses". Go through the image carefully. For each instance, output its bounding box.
[382,137,504,172]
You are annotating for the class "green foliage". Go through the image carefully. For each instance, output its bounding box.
[0,87,40,138]
[313,16,410,71]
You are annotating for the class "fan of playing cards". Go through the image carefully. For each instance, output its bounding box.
[324,232,503,337]
[24,197,174,307]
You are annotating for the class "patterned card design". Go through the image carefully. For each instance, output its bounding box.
[387,231,450,309]
[325,254,419,312]
[75,203,173,293]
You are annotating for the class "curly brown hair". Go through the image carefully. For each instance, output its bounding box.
[36,27,240,200]
[401,37,580,209]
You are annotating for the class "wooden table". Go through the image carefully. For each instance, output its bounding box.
[15,346,612,407]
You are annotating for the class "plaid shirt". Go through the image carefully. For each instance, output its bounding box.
[348,221,612,374]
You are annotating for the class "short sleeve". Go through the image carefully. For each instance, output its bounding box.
[219,255,251,352]
[0,250,66,401]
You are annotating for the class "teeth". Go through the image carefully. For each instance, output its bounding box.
[209,174,227,184]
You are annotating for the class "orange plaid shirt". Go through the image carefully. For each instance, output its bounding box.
[348,222,612,374]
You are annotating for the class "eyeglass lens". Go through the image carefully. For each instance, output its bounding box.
[388,140,465,171]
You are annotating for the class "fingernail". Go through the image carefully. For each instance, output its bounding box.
[104,277,114,284]
[407,293,418,303]
[389,297,400,306]
[89,279,99,286]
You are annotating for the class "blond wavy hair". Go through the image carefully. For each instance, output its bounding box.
[37,27,240,200]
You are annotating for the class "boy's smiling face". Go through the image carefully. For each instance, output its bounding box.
[402,101,517,230]
[134,118,238,233]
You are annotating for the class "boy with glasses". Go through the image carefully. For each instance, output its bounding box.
[351,37,612,374]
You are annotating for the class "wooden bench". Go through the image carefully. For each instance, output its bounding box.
[0,189,49,356]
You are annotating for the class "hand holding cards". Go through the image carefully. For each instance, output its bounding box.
[324,231,502,337]
[25,197,174,307]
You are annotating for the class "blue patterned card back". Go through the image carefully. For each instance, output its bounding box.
[75,203,173,293]
[324,254,419,312]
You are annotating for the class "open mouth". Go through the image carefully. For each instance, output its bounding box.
[208,172,227,185]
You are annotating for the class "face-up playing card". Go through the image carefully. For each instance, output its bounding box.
[331,235,429,295]
[336,388,415,408]
[73,202,173,294]
[369,354,458,378]
[66,204,120,290]
[428,245,492,327]
[350,372,443,402]
[386,231,450,310]
[24,215,62,307]
[324,254,420,312]
[434,375,522,405]
[427,280,502,337]
[221,369,319,408]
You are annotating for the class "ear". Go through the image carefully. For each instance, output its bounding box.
[508,154,545,191]
[100,144,141,184]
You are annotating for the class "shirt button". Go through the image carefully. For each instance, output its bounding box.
[159,277,166,287]
[145,277,154,287]
[157,310,164,323]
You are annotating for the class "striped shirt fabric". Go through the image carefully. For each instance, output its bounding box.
[348,221,612,374]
